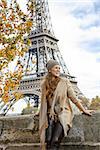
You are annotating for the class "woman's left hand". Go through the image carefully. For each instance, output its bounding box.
[49,110,56,120]
[83,109,94,116]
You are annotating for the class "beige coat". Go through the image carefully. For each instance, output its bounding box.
[39,77,78,150]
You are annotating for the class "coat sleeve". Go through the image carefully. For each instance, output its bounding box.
[39,80,48,148]
[66,79,79,104]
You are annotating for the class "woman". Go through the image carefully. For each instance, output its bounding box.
[39,59,93,150]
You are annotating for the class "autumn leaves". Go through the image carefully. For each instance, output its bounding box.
[0,0,34,104]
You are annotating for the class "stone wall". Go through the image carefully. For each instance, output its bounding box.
[0,111,100,150]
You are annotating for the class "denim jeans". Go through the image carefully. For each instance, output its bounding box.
[46,117,64,150]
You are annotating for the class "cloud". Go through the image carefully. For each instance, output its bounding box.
[49,1,100,34]
[62,1,100,55]
[70,3,94,19]
[93,1,100,13]
[96,57,100,63]
[60,0,100,30]
[80,39,100,53]
[80,21,100,30]
[79,13,100,29]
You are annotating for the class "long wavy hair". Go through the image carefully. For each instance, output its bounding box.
[44,72,61,101]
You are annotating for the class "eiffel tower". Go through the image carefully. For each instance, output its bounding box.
[0,0,83,115]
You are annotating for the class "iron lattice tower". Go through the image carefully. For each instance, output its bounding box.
[0,0,83,115]
[23,0,70,76]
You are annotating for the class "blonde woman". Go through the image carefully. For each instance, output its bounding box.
[39,59,93,150]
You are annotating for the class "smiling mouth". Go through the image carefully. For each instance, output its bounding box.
[56,72,60,75]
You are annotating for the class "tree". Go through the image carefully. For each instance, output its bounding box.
[89,96,100,110]
[0,0,34,104]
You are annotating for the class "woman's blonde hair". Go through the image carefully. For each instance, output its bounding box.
[44,73,60,101]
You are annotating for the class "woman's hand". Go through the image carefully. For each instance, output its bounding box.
[34,112,39,116]
[49,109,56,120]
[82,109,94,116]
[71,99,95,116]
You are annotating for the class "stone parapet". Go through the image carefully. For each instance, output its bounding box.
[0,111,100,149]
[0,114,39,144]
[0,142,100,150]
[63,110,100,143]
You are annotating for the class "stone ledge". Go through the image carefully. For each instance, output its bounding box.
[61,142,100,150]
[0,142,100,150]
[0,114,35,130]
[0,111,100,149]
[0,114,39,144]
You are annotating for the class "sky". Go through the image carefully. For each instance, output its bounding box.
[5,0,100,114]
[47,0,100,99]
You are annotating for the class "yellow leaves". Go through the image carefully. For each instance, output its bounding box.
[2,14,6,21]
[0,0,33,64]
[4,79,15,91]
[26,38,31,46]
[13,92,23,101]
[10,15,15,21]
[1,68,23,103]
[2,93,9,103]
[27,0,35,15]
[26,21,32,28]
[0,57,8,70]
[16,24,23,31]
[0,87,2,96]
[0,0,34,105]
[1,0,7,8]
[6,23,12,28]
[4,84,9,92]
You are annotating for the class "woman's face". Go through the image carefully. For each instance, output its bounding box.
[49,65,60,77]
